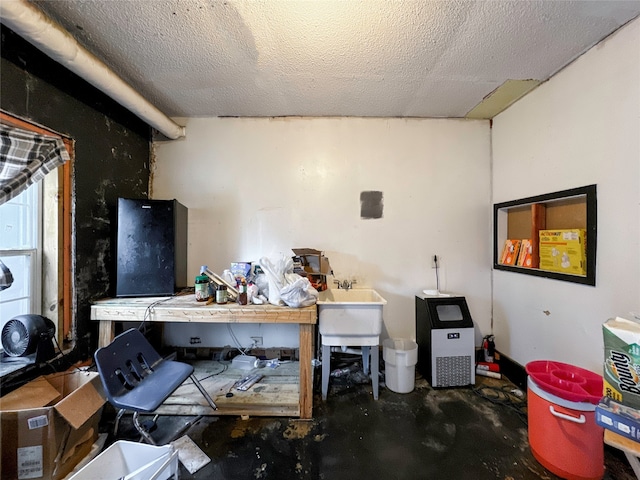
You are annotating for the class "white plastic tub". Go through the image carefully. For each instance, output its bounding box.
[68,440,178,480]
[383,338,418,393]
[317,289,387,346]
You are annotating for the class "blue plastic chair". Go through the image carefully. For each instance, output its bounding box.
[95,328,217,444]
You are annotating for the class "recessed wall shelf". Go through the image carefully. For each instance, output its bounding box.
[493,185,597,286]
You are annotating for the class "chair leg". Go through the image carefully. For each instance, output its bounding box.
[113,408,126,437]
[133,411,157,445]
[190,374,218,410]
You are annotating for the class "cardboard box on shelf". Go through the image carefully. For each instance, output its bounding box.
[292,248,333,291]
[230,262,251,281]
[0,371,106,480]
[292,248,332,275]
[539,229,586,275]
[499,239,521,265]
[603,317,640,410]
[516,239,533,267]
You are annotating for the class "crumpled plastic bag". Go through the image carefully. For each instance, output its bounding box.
[253,272,270,299]
[280,276,319,308]
[259,255,318,307]
[259,256,291,305]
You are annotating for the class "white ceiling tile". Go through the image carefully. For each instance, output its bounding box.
[28,0,640,119]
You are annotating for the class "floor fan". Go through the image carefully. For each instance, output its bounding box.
[1,314,56,363]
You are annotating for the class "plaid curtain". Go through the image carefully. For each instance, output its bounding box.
[0,124,71,205]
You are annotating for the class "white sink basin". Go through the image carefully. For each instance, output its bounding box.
[317,289,387,346]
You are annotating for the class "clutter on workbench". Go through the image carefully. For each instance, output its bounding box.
[292,248,333,291]
[260,254,319,307]
[199,249,331,308]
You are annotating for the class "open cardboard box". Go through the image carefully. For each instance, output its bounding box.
[292,248,333,291]
[292,248,332,275]
[0,370,106,480]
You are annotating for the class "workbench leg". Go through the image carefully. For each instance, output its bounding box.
[98,320,115,348]
[299,323,314,419]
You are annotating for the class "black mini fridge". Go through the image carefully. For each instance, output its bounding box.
[116,198,188,297]
[415,295,475,388]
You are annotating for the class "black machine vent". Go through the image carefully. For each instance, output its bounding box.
[435,355,472,387]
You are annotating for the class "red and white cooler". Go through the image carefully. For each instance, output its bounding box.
[526,361,604,480]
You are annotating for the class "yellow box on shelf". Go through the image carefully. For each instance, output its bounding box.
[539,229,586,276]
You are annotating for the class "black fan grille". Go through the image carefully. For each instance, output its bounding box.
[2,319,30,356]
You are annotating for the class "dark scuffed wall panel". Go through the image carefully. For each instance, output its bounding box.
[1,26,151,349]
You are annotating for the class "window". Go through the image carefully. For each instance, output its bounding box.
[0,183,41,324]
[0,112,74,349]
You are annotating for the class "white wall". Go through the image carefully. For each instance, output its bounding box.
[152,117,492,350]
[492,18,640,372]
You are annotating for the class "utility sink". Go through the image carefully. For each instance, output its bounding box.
[317,289,387,346]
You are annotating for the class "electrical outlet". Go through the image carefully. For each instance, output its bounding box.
[432,255,439,268]
[251,336,263,347]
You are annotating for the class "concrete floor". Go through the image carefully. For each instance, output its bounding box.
[101,361,636,480]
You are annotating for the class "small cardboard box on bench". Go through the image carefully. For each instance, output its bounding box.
[0,371,106,480]
[292,248,333,291]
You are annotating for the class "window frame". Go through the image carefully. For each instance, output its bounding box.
[0,111,74,342]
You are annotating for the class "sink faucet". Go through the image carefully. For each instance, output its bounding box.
[334,279,357,290]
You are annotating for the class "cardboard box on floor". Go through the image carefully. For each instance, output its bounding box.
[0,371,106,480]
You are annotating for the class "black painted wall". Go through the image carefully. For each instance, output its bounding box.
[1,26,151,353]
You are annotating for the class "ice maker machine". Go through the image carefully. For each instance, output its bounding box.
[415,295,475,388]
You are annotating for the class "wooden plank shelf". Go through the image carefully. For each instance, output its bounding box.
[493,184,597,286]
[156,360,302,417]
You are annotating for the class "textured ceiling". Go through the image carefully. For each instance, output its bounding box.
[30,0,640,119]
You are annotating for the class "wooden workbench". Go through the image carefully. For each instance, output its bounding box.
[90,296,317,419]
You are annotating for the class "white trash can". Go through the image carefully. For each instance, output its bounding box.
[383,338,418,393]
[69,441,178,480]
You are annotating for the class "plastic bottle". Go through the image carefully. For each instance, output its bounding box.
[195,265,210,302]
[330,367,351,378]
